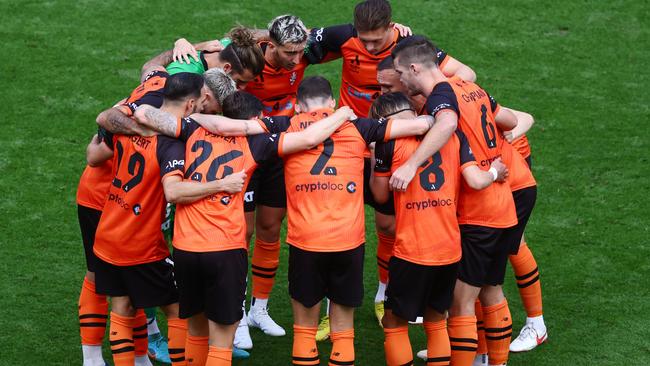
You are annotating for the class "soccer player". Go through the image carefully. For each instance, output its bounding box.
[377,55,427,113]
[390,36,519,366]
[131,90,358,366]
[369,92,507,366]
[167,26,265,90]
[86,72,230,366]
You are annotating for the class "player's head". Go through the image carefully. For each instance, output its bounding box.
[369,92,416,119]
[354,0,394,55]
[163,72,205,116]
[218,26,265,90]
[391,35,438,94]
[296,76,336,112]
[222,91,264,120]
[377,56,406,94]
[201,68,237,114]
[267,14,308,70]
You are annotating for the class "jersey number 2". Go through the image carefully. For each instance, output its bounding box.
[310,138,337,176]
[184,140,243,181]
[419,152,445,191]
[112,140,145,192]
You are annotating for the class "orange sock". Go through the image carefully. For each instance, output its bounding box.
[251,238,280,299]
[292,325,319,366]
[483,300,512,366]
[376,231,394,284]
[167,317,188,366]
[474,300,487,355]
[78,278,108,345]
[448,316,477,366]
[330,329,355,366]
[205,345,232,366]
[424,320,450,366]
[133,309,148,357]
[109,312,135,366]
[186,335,209,366]
[383,326,412,366]
[509,243,543,317]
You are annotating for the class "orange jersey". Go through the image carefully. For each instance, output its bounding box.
[172,118,280,252]
[501,141,536,192]
[118,70,169,116]
[93,131,185,266]
[272,109,390,252]
[511,134,532,158]
[307,25,449,117]
[375,130,476,266]
[245,43,310,117]
[77,160,113,210]
[427,77,517,228]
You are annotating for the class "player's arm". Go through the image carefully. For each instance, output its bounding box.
[384,115,434,139]
[502,107,534,143]
[190,113,268,136]
[489,94,517,132]
[280,107,357,155]
[370,140,395,204]
[389,110,457,191]
[462,158,508,190]
[96,105,153,135]
[162,170,247,204]
[86,134,113,166]
[171,37,225,64]
[441,56,476,82]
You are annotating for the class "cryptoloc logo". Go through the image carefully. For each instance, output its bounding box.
[346,181,357,193]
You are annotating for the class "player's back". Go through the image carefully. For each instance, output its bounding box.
[173,119,260,252]
[282,109,368,252]
[94,132,183,266]
[376,131,473,266]
[447,77,517,228]
[77,160,113,211]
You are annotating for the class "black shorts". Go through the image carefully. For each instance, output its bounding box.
[78,205,102,272]
[256,158,286,208]
[288,244,365,308]
[458,225,512,287]
[363,158,395,215]
[173,248,247,325]
[385,257,459,321]
[244,169,261,213]
[505,186,537,254]
[94,257,178,309]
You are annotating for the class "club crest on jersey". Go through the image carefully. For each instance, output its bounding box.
[220,196,231,206]
[346,181,357,193]
[289,71,297,86]
[132,204,142,216]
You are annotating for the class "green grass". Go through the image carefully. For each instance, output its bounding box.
[1,0,649,364]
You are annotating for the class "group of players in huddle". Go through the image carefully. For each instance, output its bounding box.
[75,1,548,365]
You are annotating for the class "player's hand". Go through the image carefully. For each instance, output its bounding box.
[219,170,247,193]
[334,106,357,121]
[89,134,100,145]
[491,158,508,182]
[199,39,225,53]
[173,38,199,64]
[389,163,417,192]
[503,130,516,143]
[392,23,413,37]
[132,105,153,125]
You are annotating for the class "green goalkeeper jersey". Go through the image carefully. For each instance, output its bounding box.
[166,38,232,75]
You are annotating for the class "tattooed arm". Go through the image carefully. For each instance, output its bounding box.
[96,106,154,136]
[141,49,173,82]
[132,105,180,137]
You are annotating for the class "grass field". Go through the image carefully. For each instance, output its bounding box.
[1,0,649,365]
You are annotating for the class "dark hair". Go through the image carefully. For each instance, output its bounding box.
[163,72,204,102]
[297,76,333,105]
[354,0,392,32]
[377,56,394,71]
[222,91,264,120]
[219,26,265,76]
[391,35,438,67]
[369,92,413,119]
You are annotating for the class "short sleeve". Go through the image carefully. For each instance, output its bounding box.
[425,82,460,118]
[156,136,186,178]
[126,71,169,110]
[97,127,114,150]
[487,92,500,114]
[166,53,207,75]
[305,24,355,64]
[259,116,292,134]
[352,118,390,144]
[374,140,396,177]
[456,129,477,169]
[178,117,201,142]
[247,133,281,163]
[435,46,448,67]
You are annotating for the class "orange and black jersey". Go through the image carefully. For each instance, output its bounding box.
[245,43,318,117]
[93,128,185,266]
[76,71,169,212]
[427,76,517,228]
[375,130,476,266]
[501,141,536,192]
[172,118,281,252]
[262,109,391,252]
[511,135,532,159]
[306,24,448,117]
